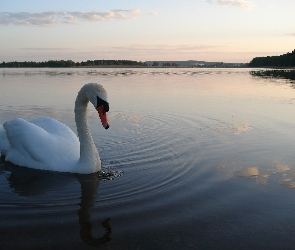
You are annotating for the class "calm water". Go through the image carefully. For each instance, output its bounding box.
[1,68,295,249]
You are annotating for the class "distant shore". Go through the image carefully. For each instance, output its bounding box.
[0,59,248,68]
[1,66,295,69]
[72,65,295,69]
[5,66,295,69]
[1,65,251,69]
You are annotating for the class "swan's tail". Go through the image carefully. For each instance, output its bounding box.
[0,124,9,156]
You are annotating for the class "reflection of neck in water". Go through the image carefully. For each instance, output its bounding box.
[77,174,112,247]
[0,159,112,247]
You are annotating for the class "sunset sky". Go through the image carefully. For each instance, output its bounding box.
[1,0,295,63]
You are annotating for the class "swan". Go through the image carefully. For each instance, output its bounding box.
[0,83,110,174]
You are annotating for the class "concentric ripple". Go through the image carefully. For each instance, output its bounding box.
[90,110,218,222]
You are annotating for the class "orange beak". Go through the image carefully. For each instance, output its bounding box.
[97,105,109,129]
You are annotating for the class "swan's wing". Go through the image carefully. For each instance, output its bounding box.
[3,118,79,171]
[29,116,76,138]
[0,124,10,156]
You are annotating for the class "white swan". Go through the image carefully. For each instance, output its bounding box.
[0,83,109,174]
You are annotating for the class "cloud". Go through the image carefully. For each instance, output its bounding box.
[20,47,67,51]
[146,11,158,16]
[207,0,256,10]
[0,9,141,26]
[0,12,60,25]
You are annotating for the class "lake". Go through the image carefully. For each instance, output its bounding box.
[1,68,295,249]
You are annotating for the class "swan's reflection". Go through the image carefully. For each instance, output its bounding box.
[76,174,112,247]
[0,156,112,248]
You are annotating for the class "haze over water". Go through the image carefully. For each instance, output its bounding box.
[1,68,295,249]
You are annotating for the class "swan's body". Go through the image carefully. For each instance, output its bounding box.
[0,83,109,174]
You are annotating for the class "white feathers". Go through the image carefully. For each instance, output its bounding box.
[3,117,79,172]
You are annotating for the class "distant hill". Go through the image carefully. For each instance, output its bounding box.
[249,50,295,67]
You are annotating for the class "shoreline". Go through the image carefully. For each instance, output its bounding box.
[0,65,252,69]
[0,65,294,69]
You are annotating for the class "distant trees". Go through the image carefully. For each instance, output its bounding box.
[249,49,295,67]
[0,59,148,68]
[46,60,76,67]
[162,62,179,67]
[79,60,146,66]
[0,60,76,68]
[163,62,171,67]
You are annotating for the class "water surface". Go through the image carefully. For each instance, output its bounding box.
[1,68,295,249]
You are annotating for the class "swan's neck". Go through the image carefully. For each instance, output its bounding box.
[75,91,101,171]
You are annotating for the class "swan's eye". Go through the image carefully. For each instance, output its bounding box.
[96,96,109,113]
[103,102,109,113]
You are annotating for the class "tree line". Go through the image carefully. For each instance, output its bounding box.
[0,60,148,68]
[249,49,295,67]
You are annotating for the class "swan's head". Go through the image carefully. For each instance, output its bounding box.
[96,96,109,130]
[83,83,110,129]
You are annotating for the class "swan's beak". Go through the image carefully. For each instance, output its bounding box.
[97,105,110,129]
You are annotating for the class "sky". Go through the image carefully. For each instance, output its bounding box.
[1,0,294,63]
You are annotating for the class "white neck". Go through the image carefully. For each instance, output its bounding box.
[74,89,101,173]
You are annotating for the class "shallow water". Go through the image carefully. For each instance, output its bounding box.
[1,68,295,249]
